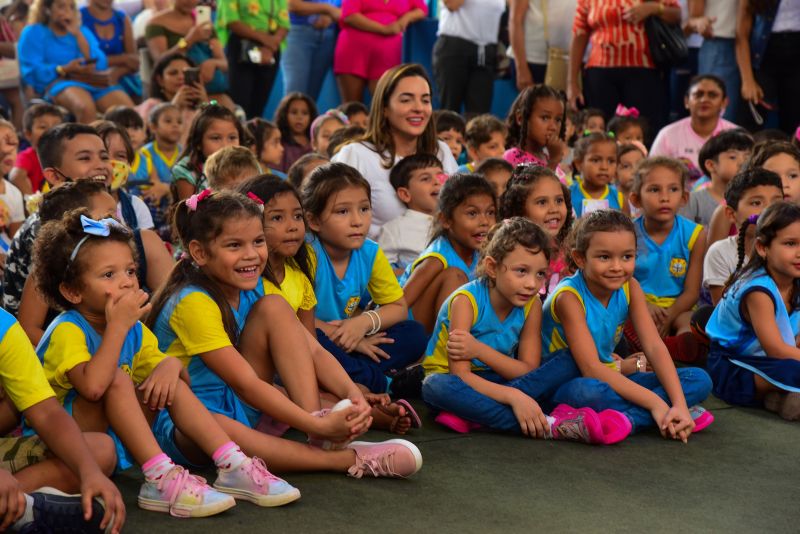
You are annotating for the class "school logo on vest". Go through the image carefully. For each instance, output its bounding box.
[669,257,687,277]
[344,296,361,317]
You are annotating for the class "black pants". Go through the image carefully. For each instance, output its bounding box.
[738,31,800,135]
[432,35,496,116]
[225,34,280,119]
[583,66,667,138]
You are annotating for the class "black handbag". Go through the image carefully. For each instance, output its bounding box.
[644,3,688,68]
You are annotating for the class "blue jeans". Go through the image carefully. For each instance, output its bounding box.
[552,367,712,433]
[421,351,580,432]
[316,320,427,393]
[698,38,741,122]
[282,24,337,101]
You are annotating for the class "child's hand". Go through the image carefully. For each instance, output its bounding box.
[508,391,549,438]
[0,469,25,530]
[314,400,372,442]
[354,333,394,363]
[79,470,126,534]
[446,329,481,361]
[330,316,370,352]
[646,302,668,334]
[660,404,694,443]
[363,392,390,407]
[143,182,170,202]
[106,289,151,332]
[138,357,183,411]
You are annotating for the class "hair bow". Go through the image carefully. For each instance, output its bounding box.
[615,104,640,119]
[795,126,800,142]
[246,192,264,205]
[747,214,759,225]
[69,215,125,262]
[186,189,213,211]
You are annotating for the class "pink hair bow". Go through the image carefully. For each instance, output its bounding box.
[795,126,800,142]
[246,192,264,205]
[186,188,212,211]
[615,104,640,118]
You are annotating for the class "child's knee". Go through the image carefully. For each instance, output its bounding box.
[421,373,462,409]
[678,367,713,401]
[555,377,611,406]
[249,294,293,323]
[84,432,117,475]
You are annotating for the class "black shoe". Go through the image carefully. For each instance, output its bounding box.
[388,364,424,400]
[18,487,108,534]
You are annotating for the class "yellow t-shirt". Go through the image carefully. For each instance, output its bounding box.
[158,290,237,364]
[262,260,317,313]
[0,319,55,412]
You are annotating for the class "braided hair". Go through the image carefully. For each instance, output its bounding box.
[506,85,566,152]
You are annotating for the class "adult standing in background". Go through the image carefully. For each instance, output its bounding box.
[334,0,427,103]
[215,0,288,118]
[735,0,800,134]
[432,0,504,117]
[568,0,682,134]
[282,0,341,101]
[508,0,546,91]
[689,0,741,122]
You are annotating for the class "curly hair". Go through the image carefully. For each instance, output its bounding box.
[499,165,573,247]
[430,173,497,245]
[475,217,551,284]
[33,208,135,311]
[38,180,109,223]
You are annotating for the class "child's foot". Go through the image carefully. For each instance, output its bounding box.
[689,405,714,432]
[17,487,108,534]
[138,465,236,517]
[597,409,633,444]
[434,411,481,434]
[548,404,605,444]
[346,439,423,478]
[763,391,800,421]
[371,398,422,435]
[308,399,356,450]
[214,457,300,507]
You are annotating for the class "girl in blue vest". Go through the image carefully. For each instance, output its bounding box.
[146,189,423,479]
[400,172,497,333]
[706,202,800,420]
[570,133,625,218]
[629,157,706,363]
[31,208,300,518]
[543,210,713,440]
[422,217,630,444]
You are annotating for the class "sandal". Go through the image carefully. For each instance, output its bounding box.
[373,399,422,434]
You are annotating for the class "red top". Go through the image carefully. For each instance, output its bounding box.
[14,147,44,192]
[573,0,679,69]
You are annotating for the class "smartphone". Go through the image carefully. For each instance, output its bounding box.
[183,67,200,86]
[195,5,211,26]
[80,57,98,66]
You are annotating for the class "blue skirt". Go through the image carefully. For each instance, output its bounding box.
[708,344,800,406]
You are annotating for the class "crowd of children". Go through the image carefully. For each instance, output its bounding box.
[0,57,796,532]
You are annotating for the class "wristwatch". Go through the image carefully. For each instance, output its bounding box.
[177,37,188,51]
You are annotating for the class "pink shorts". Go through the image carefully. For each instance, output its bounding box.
[333,28,403,81]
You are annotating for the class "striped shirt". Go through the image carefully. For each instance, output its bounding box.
[573,0,679,69]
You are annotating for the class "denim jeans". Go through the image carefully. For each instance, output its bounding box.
[281,24,337,101]
[552,367,712,433]
[698,38,741,122]
[421,351,580,432]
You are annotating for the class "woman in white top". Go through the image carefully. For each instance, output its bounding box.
[432,0,505,116]
[331,63,458,239]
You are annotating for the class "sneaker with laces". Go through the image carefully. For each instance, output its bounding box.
[138,465,236,518]
[213,457,300,507]
[346,439,422,479]
[18,487,109,534]
[548,404,604,444]
[689,405,714,432]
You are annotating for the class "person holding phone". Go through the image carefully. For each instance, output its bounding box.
[18,0,134,123]
[145,0,234,110]
[215,0,289,118]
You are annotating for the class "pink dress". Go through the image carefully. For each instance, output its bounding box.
[334,0,427,80]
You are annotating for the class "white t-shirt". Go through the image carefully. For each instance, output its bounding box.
[332,140,458,239]
[377,208,433,271]
[437,0,505,46]
[705,0,738,39]
[0,180,25,226]
[703,235,744,290]
[117,194,155,230]
[773,0,800,33]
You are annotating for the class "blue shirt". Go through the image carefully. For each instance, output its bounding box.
[399,235,478,287]
[706,268,800,357]
[633,215,702,307]
[569,182,624,218]
[541,271,629,365]
[80,7,127,56]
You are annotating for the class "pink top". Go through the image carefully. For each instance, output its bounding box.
[503,147,547,167]
[340,0,427,26]
[14,147,44,192]
[649,116,738,180]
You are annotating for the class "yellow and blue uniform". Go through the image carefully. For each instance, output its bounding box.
[633,215,702,308]
[398,235,479,287]
[423,279,536,376]
[706,268,800,405]
[141,141,180,184]
[569,182,624,218]
[0,309,56,413]
[541,271,629,366]
[128,151,153,188]
[262,257,316,313]
[310,238,403,321]
[35,310,166,470]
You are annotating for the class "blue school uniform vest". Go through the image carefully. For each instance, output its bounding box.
[570,182,624,218]
[541,271,629,365]
[633,215,702,307]
[398,235,478,287]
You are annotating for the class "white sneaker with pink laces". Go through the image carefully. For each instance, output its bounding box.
[138,465,236,517]
[346,439,423,479]
[214,457,301,507]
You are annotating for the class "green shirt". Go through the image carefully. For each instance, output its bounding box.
[215,0,289,47]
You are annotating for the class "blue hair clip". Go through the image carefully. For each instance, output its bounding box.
[69,215,125,262]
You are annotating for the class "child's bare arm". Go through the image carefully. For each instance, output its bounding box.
[746,291,800,360]
[298,308,316,336]
[17,276,48,346]
[401,257,444,308]
[666,228,707,325]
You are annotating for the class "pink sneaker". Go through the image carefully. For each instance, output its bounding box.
[434,411,481,434]
[597,409,632,444]
[346,439,423,479]
[689,405,714,433]
[255,414,290,437]
[548,404,604,444]
[214,457,300,507]
[138,466,236,517]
